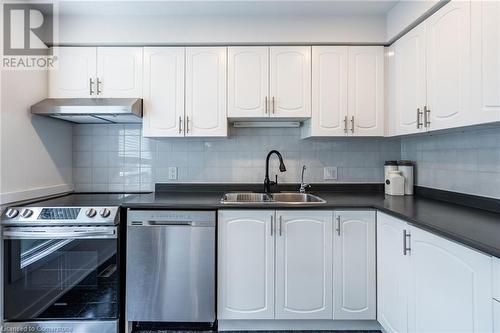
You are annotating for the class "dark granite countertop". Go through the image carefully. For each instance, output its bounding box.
[4,185,500,258]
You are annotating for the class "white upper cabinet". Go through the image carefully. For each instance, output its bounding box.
[217,210,275,320]
[377,212,409,333]
[50,47,142,98]
[408,226,493,333]
[393,23,427,135]
[96,47,143,98]
[49,47,97,98]
[142,48,185,137]
[270,46,311,118]
[333,211,376,320]
[471,0,500,124]
[275,211,333,320]
[348,46,385,136]
[308,46,348,136]
[185,47,227,137]
[304,46,384,137]
[425,1,471,131]
[228,47,269,118]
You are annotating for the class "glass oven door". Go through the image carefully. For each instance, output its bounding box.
[3,226,118,322]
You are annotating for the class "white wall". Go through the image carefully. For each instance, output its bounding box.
[0,70,73,204]
[386,0,447,42]
[58,14,387,44]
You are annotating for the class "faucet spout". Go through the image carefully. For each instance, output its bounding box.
[264,150,286,193]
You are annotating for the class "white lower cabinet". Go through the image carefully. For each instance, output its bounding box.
[217,210,275,320]
[494,257,500,301]
[495,300,500,333]
[333,211,376,320]
[275,210,333,319]
[408,226,493,333]
[218,210,333,320]
[218,209,377,322]
[377,213,409,333]
[377,212,493,333]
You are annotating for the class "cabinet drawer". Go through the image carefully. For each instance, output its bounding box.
[495,300,500,333]
[494,257,500,301]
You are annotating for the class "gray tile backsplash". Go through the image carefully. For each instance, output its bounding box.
[401,126,500,199]
[72,124,401,192]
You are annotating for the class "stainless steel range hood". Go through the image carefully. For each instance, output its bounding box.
[31,98,143,124]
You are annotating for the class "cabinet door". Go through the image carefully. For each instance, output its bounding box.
[347,46,384,136]
[377,212,409,333]
[142,48,185,137]
[333,210,376,319]
[49,47,96,98]
[269,46,311,118]
[217,210,275,320]
[96,47,143,98]
[275,210,333,319]
[408,226,493,333]
[309,46,348,136]
[228,47,269,118]
[494,257,500,301]
[495,300,500,333]
[185,47,227,137]
[471,0,500,124]
[394,23,427,135]
[426,1,472,131]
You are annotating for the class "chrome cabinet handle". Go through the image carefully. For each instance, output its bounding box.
[89,78,95,96]
[279,215,283,236]
[344,116,348,134]
[403,230,411,255]
[424,105,431,128]
[272,96,275,114]
[351,116,355,133]
[336,216,341,236]
[178,116,183,134]
[270,215,274,236]
[417,108,424,129]
[186,116,190,134]
[96,78,102,95]
[265,96,268,114]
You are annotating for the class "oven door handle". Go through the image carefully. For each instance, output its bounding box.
[2,227,117,239]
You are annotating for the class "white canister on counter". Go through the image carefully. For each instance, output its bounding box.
[384,161,399,195]
[398,160,414,195]
[386,171,405,196]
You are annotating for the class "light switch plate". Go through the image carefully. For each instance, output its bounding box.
[324,166,338,180]
[168,167,177,180]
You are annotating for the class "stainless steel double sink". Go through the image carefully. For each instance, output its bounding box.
[221,192,326,204]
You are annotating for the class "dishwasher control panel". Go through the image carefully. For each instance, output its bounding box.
[127,210,215,227]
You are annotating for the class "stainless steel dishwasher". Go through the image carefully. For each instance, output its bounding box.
[126,210,215,325]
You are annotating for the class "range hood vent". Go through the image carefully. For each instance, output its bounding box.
[232,121,301,128]
[31,98,143,124]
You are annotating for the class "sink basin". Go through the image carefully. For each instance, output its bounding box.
[221,192,272,203]
[271,192,326,203]
[221,192,326,204]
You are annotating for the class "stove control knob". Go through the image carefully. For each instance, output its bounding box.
[99,208,111,218]
[20,209,33,218]
[85,208,97,218]
[5,208,19,219]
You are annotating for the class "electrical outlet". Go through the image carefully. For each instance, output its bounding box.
[324,166,338,180]
[168,167,177,180]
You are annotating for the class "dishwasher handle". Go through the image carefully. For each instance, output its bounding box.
[129,220,214,227]
[148,220,192,226]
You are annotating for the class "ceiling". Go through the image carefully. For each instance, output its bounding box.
[55,0,400,17]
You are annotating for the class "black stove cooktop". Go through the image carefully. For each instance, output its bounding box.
[24,192,145,207]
